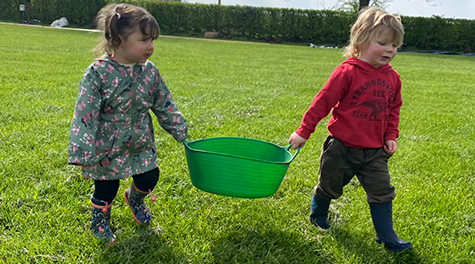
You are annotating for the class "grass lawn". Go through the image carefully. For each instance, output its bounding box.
[0,23,474,263]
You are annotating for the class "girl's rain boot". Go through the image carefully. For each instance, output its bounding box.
[90,196,116,245]
[123,181,154,225]
[370,201,412,252]
[309,195,331,229]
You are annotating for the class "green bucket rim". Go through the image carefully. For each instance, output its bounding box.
[183,137,299,165]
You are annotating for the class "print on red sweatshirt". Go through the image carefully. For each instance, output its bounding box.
[296,57,402,149]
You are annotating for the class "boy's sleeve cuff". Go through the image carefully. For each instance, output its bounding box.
[295,127,311,140]
[384,132,398,142]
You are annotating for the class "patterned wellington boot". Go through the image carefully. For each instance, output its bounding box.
[90,196,116,245]
[123,181,155,225]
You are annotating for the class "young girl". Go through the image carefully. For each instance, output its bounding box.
[288,7,411,252]
[68,3,188,244]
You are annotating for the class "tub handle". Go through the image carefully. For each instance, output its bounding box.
[284,145,300,162]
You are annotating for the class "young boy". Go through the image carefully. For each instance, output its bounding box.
[288,7,411,252]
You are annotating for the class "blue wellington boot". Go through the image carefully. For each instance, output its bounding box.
[370,202,412,252]
[90,196,116,245]
[309,195,331,229]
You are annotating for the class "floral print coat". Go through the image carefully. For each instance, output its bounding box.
[68,55,188,180]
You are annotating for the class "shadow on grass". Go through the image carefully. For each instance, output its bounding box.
[210,228,334,263]
[94,226,189,263]
[331,227,422,264]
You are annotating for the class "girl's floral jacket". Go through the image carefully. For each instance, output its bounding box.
[68,55,188,180]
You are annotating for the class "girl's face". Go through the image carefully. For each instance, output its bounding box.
[113,26,154,65]
[359,38,398,68]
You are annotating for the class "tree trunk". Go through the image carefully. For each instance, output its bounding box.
[359,0,370,10]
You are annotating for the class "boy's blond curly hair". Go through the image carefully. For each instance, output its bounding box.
[344,7,404,58]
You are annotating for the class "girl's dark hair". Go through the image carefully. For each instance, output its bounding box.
[94,3,160,56]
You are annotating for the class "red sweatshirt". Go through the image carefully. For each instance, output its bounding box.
[296,57,402,149]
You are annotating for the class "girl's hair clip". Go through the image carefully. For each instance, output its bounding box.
[116,13,121,20]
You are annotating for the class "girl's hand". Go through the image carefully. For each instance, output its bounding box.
[384,140,397,155]
[288,132,307,149]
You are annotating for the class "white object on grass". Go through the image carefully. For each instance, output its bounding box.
[50,17,69,28]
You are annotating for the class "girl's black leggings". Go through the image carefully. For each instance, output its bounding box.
[92,167,159,203]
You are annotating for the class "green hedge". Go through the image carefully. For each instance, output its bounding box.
[132,1,355,44]
[0,0,107,27]
[403,16,475,53]
[1,1,474,52]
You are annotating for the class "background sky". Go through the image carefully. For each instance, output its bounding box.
[184,0,475,20]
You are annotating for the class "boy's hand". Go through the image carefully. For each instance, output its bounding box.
[384,140,397,155]
[288,132,307,149]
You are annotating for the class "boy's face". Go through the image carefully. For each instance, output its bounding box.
[359,38,398,68]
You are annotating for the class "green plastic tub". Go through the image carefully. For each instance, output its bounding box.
[183,137,299,198]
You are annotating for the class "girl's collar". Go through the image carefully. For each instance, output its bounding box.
[104,54,140,67]
[121,63,136,68]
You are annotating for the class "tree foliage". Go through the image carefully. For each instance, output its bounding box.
[335,0,394,14]
[336,0,438,13]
